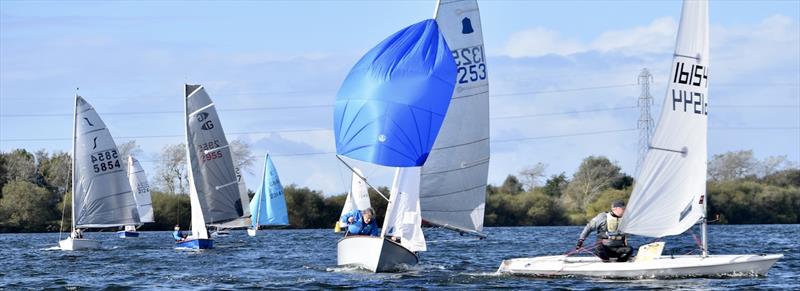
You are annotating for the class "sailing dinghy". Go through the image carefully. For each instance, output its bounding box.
[118,156,154,238]
[498,0,782,278]
[247,154,289,237]
[333,18,457,272]
[59,95,141,250]
[178,84,250,249]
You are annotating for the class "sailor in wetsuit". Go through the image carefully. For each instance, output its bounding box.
[576,200,633,262]
[173,225,188,241]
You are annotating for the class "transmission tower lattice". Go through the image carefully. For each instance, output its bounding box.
[636,68,655,176]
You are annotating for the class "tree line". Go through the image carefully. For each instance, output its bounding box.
[1,146,797,233]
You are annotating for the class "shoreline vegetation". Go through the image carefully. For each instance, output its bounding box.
[1,147,797,233]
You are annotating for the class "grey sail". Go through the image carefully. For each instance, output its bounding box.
[420,0,490,235]
[73,96,140,228]
[185,84,246,225]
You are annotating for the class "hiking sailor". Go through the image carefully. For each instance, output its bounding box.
[576,200,633,262]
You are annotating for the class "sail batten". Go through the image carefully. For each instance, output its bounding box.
[419,0,490,235]
[619,0,709,238]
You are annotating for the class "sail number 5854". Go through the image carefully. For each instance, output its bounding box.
[90,149,120,173]
[453,45,487,84]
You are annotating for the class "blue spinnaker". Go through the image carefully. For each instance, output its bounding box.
[250,154,289,227]
[334,19,457,167]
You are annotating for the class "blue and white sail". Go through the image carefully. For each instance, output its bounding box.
[249,154,289,231]
[333,19,457,167]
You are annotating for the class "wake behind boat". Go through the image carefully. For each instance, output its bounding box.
[497,0,782,278]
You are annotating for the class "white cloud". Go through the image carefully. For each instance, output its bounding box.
[501,17,677,58]
[591,17,677,55]
[502,27,585,57]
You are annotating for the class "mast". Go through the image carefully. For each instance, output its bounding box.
[70,92,78,233]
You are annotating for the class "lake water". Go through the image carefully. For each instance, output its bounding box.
[1,225,797,289]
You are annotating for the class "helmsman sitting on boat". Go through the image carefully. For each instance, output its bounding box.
[173,225,188,241]
[576,200,633,262]
[339,208,379,236]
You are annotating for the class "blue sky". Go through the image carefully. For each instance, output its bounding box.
[1,0,799,195]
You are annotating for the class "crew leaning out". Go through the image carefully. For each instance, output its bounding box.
[576,200,634,262]
[339,208,379,237]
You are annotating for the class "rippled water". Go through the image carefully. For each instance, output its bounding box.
[1,225,797,289]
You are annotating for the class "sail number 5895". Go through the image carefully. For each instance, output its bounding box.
[453,45,487,84]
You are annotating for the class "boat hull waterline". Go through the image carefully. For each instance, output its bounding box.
[337,236,418,272]
[497,254,783,278]
[58,237,100,251]
[175,238,213,250]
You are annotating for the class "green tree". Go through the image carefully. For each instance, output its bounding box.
[0,180,59,232]
[562,156,624,223]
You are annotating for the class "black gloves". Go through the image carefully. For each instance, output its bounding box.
[576,239,584,249]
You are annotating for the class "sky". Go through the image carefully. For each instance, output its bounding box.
[1,0,799,195]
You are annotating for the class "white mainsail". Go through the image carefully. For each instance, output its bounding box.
[383,167,427,252]
[421,0,490,235]
[127,156,154,223]
[73,96,140,228]
[184,84,248,239]
[619,0,709,238]
[340,168,372,217]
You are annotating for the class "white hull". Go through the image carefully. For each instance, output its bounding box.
[337,236,418,272]
[498,254,783,278]
[247,228,257,237]
[58,237,100,251]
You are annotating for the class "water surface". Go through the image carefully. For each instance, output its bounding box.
[1,225,796,289]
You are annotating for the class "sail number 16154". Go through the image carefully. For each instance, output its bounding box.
[453,45,487,84]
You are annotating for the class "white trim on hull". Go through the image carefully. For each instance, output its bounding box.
[59,237,100,251]
[498,254,783,278]
[337,236,419,272]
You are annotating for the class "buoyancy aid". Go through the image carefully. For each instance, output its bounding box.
[604,212,625,242]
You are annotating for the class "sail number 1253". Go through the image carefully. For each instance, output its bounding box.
[453,45,487,84]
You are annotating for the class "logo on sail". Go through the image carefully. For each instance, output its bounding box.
[83,118,94,126]
[197,112,214,130]
[92,137,98,149]
[461,17,474,34]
